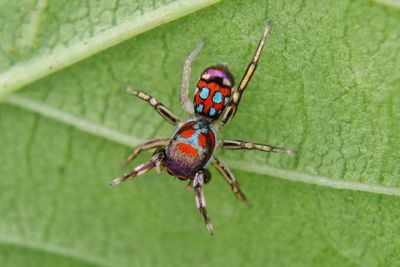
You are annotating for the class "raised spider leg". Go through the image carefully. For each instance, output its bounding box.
[109,151,164,186]
[219,22,272,127]
[220,139,295,154]
[123,137,169,166]
[211,157,250,207]
[126,88,180,126]
[193,170,214,235]
[180,41,204,115]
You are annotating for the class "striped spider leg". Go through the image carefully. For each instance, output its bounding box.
[220,140,295,154]
[211,157,250,207]
[114,89,176,182]
[217,22,272,129]
[213,139,294,204]
[123,137,169,166]
[193,169,214,235]
[110,151,165,186]
[126,88,181,126]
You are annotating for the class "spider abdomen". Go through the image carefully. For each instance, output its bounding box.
[194,66,234,121]
[165,120,216,179]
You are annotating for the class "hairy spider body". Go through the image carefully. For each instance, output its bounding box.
[109,22,294,235]
[165,119,216,179]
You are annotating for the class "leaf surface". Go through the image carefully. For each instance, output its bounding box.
[0,0,399,266]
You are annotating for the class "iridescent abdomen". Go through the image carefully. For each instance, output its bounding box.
[165,120,216,179]
[194,66,234,121]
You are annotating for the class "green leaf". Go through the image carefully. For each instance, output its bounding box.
[1,0,399,266]
[0,0,220,98]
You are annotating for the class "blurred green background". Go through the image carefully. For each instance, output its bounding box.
[0,0,399,266]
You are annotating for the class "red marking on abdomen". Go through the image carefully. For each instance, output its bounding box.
[180,128,195,138]
[198,133,207,148]
[195,80,232,116]
[177,143,198,156]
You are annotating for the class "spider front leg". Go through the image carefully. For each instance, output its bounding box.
[180,41,204,115]
[193,169,213,235]
[126,88,180,126]
[109,150,165,186]
[220,140,295,154]
[123,137,169,166]
[218,22,272,128]
[211,157,250,207]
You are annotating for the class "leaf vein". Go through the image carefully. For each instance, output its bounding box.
[4,95,400,197]
[0,0,221,99]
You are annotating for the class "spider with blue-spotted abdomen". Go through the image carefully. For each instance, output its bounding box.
[109,22,295,235]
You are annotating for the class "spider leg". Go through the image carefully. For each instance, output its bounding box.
[123,137,169,166]
[109,151,165,186]
[185,170,209,192]
[180,41,204,115]
[211,157,250,207]
[220,139,295,154]
[219,22,272,127]
[193,169,214,235]
[126,88,180,126]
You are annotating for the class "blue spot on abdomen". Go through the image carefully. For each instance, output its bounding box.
[196,104,204,113]
[212,92,223,104]
[209,107,216,116]
[199,87,210,99]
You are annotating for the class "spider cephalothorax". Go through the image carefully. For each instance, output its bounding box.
[109,22,294,235]
[165,119,216,179]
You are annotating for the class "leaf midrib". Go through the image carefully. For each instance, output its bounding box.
[0,0,221,99]
[4,95,400,197]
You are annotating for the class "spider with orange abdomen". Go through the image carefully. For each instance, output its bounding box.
[109,22,294,235]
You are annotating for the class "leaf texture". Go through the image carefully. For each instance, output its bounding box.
[0,0,399,266]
